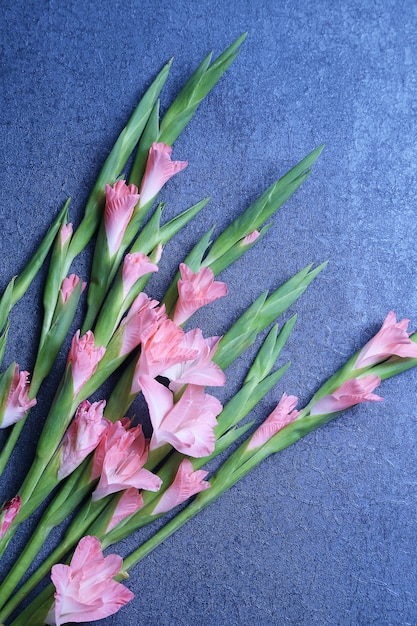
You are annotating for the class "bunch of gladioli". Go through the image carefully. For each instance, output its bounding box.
[0,35,416,626]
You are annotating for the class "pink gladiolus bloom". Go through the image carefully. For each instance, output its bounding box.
[118,293,166,358]
[161,328,226,393]
[106,488,144,533]
[247,393,300,451]
[104,180,140,257]
[354,311,417,370]
[173,263,228,326]
[67,330,106,397]
[60,222,73,247]
[139,142,188,207]
[241,230,261,246]
[0,365,37,428]
[60,274,86,304]
[91,420,162,501]
[0,496,21,539]
[58,400,110,480]
[140,375,222,457]
[152,459,210,515]
[131,318,197,393]
[122,252,159,299]
[309,375,383,416]
[45,535,134,626]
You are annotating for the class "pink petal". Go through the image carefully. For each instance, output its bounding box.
[0,496,21,539]
[1,365,37,428]
[104,180,140,257]
[106,488,144,532]
[122,252,158,299]
[152,459,210,515]
[310,375,383,416]
[354,311,417,369]
[247,393,300,450]
[67,330,106,397]
[173,264,228,326]
[139,142,188,207]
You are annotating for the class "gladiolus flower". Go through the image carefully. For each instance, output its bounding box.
[139,142,188,207]
[122,252,159,299]
[106,488,144,533]
[60,274,86,304]
[152,459,210,515]
[67,330,106,397]
[0,496,21,539]
[91,420,162,501]
[117,293,166,358]
[247,393,300,451]
[0,364,37,429]
[173,263,228,326]
[131,318,197,392]
[45,535,134,626]
[140,375,222,457]
[161,328,226,393]
[104,180,140,257]
[58,400,110,480]
[309,375,383,416]
[354,311,417,370]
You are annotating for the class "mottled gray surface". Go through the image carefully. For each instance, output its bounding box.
[0,1,416,625]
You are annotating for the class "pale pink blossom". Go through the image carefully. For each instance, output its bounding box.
[241,230,261,246]
[67,330,106,397]
[309,375,383,416]
[60,274,86,304]
[152,459,210,515]
[122,252,159,299]
[139,142,188,207]
[117,293,166,358]
[140,375,222,457]
[58,400,110,480]
[173,263,228,326]
[0,496,21,539]
[247,393,300,451]
[91,420,162,501]
[106,488,144,533]
[161,328,225,393]
[45,535,134,626]
[60,222,73,247]
[0,364,37,428]
[104,180,140,257]
[354,311,417,370]
[131,318,197,393]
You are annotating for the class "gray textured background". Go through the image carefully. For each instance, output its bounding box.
[1,1,416,624]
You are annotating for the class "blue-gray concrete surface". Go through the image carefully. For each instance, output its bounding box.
[0,1,416,624]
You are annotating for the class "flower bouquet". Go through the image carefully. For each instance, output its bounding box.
[0,34,416,625]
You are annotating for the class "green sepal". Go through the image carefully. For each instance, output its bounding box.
[0,362,17,428]
[0,321,10,369]
[40,200,71,346]
[129,99,161,187]
[159,33,247,145]
[245,316,297,383]
[67,59,172,264]
[0,278,15,334]
[204,145,324,266]
[31,280,83,393]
